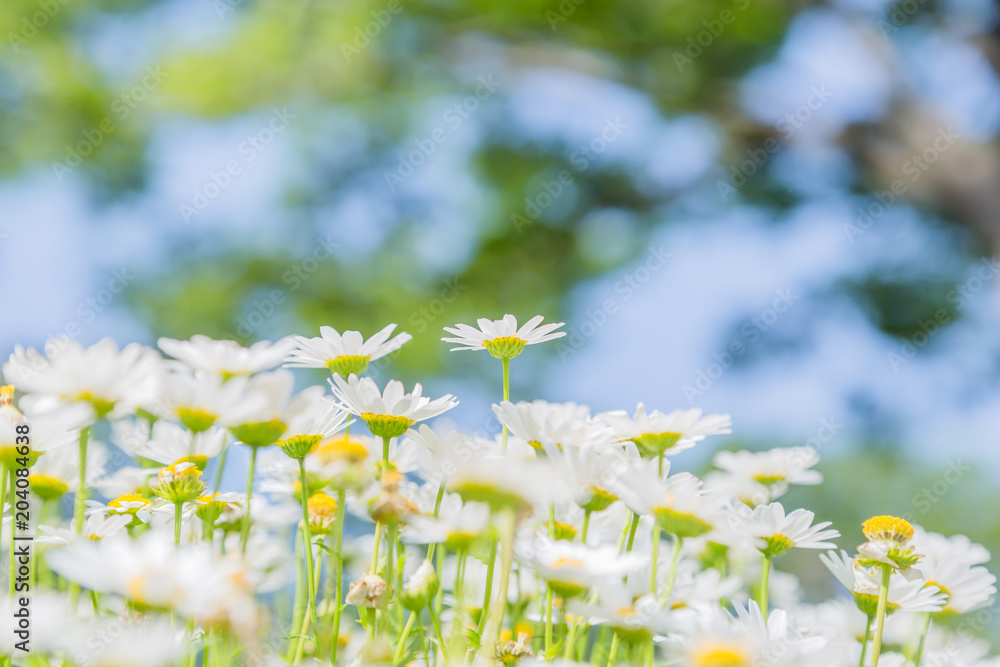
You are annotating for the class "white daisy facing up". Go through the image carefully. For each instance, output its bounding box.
[599,403,732,459]
[821,550,947,616]
[732,502,840,558]
[284,324,412,376]
[442,314,566,359]
[329,374,457,440]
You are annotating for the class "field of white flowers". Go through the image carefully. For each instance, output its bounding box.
[0,315,995,667]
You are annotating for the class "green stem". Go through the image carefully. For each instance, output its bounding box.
[74,426,90,533]
[174,502,183,545]
[660,535,683,603]
[429,598,448,662]
[329,488,347,664]
[914,612,931,667]
[295,459,319,661]
[544,584,554,654]
[239,446,258,555]
[482,509,516,661]
[212,442,229,493]
[859,616,872,667]
[606,632,621,667]
[758,554,772,619]
[393,611,419,664]
[563,616,579,660]
[581,510,591,544]
[870,564,892,667]
[499,357,510,455]
[381,435,391,475]
[477,531,498,636]
[286,529,306,663]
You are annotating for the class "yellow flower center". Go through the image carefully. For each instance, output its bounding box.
[308,492,338,520]
[109,492,151,513]
[326,354,371,376]
[691,645,750,667]
[315,436,369,464]
[863,515,914,545]
[0,385,13,407]
[482,336,526,360]
[550,557,585,570]
[753,473,786,486]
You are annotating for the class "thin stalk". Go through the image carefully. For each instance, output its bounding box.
[429,598,448,662]
[393,611,419,664]
[870,564,892,667]
[174,502,183,545]
[477,527,498,636]
[329,488,347,664]
[581,510,591,545]
[914,612,932,667]
[74,426,90,533]
[758,554,772,618]
[660,535,683,603]
[239,446,258,555]
[294,459,319,661]
[859,616,873,667]
[286,529,306,663]
[499,357,510,455]
[544,585,555,655]
[212,442,229,493]
[481,510,517,661]
[606,632,620,667]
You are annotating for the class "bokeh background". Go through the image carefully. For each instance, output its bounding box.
[2,0,1000,612]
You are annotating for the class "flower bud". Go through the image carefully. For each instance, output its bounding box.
[346,573,391,609]
[401,559,439,611]
[152,462,206,503]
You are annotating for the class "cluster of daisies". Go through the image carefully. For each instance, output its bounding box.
[0,315,996,667]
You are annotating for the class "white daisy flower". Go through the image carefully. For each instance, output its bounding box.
[131,420,228,470]
[668,601,825,667]
[158,335,295,377]
[821,550,947,615]
[599,403,732,459]
[712,446,822,503]
[610,462,728,541]
[732,502,840,557]
[61,619,188,667]
[38,512,131,544]
[153,370,267,431]
[3,338,161,421]
[28,434,108,500]
[284,323,412,375]
[402,493,492,552]
[911,528,997,613]
[492,400,615,455]
[517,534,648,599]
[442,314,566,359]
[569,582,671,642]
[328,374,457,439]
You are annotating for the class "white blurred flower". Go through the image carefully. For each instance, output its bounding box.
[599,403,731,458]
[158,335,294,376]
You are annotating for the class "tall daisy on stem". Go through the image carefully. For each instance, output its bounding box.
[857,515,922,667]
[443,314,565,455]
[329,374,456,637]
[443,314,564,642]
[275,400,352,662]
